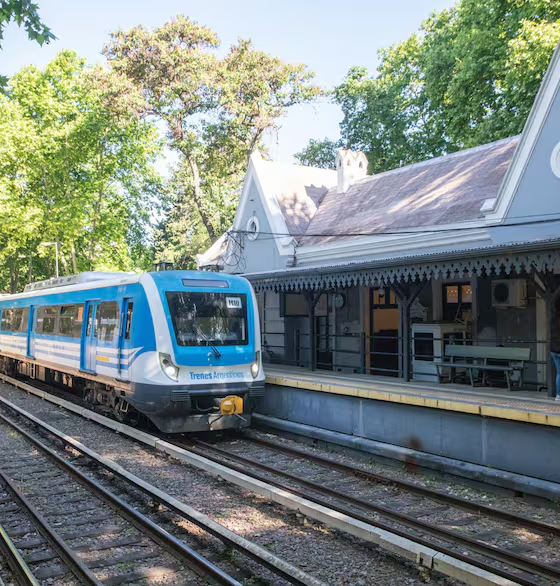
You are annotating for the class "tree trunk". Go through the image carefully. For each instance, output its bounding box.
[187,155,216,240]
[59,249,70,275]
[71,244,78,274]
[9,259,19,294]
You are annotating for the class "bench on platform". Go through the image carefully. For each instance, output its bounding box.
[436,345,531,391]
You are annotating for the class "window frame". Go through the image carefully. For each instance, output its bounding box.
[58,304,83,338]
[166,291,249,347]
[37,306,59,335]
[0,307,29,333]
[96,301,120,343]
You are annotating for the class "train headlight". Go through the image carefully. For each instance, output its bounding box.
[159,353,179,382]
[250,351,260,379]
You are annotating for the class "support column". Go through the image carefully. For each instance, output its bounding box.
[305,291,322,371]
[535,272,560,397]
[393,280,427,382]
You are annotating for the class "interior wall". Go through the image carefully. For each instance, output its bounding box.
[261,291,286,365]
[476,276,538,385]
[333,287,362,372]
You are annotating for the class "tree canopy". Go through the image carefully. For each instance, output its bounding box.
[0,50,164,292]
[104,15,322,267]
[0,0,55,87]
[298,0,560,173]
[294,137,342,170]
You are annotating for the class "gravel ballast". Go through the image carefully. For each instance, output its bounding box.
[0,382,469,585]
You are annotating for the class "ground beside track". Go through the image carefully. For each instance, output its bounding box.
[0,381,462,586]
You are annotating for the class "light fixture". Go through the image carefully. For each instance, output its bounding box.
[250,351,261,378]
[159,353,179,381]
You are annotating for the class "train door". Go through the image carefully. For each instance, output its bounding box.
[27,306,36,358]
[81,301,99,373]
[117,298,133,380]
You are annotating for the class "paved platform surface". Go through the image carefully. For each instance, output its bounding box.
[265,366,560,427]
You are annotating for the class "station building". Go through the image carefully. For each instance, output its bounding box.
[198,42,560,488]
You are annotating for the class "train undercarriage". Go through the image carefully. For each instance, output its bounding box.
[0,355,146,426]
[0,355,260,433]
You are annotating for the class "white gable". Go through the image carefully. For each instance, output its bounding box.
[484,39,560,224]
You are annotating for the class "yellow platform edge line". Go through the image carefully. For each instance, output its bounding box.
[265,375,560,428]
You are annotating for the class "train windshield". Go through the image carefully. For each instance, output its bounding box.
[166,292,248,347]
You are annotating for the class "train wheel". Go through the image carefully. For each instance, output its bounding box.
[113,398,141,427]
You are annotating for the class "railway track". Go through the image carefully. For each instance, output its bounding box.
[3,372,560,585]
[0,411,244,586]
[171,434,560,586]
[0,379,325,586]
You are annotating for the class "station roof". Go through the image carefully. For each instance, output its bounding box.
[301,136,520,246]
[254,158,336,239]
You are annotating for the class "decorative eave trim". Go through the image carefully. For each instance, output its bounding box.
[249,248,560,292]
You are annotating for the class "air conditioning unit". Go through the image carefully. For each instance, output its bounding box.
[491,279,527,308]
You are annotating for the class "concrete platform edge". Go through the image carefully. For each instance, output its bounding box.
[253,413,560,501]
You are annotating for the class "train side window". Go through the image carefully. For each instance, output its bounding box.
[59,305,81,338]
[75,305,84,338]
[1,309,14,331]
[19,308,29,333]
[86,305,94,336]
[125,302,133,340]
[1,308,26,332]
[37,307,58,334]
[97,302,119,342]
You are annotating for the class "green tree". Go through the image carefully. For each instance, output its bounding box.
[294,137,343,169]
[299,0,560,173]
[104,15,321,264]
[0,0,56,87]
[0,50,164,292]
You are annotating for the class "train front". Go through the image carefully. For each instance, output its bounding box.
[137,271,265,433]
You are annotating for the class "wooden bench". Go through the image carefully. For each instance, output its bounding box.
[436,345,531,391]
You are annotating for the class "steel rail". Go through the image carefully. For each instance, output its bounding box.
[244,435,560,537]
[0,467,101,585]
[185,438,559,586]
[0,411,242,586]
[0,523,40,586]
[0,388,323,586]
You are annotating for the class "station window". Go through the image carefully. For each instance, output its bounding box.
[372,288,398,308]
[97,302,119,342]
[1,308,29,333]
[37,306,58,334]
[280,293,308,317]
[59,305,83,338]
[443,283,473,321]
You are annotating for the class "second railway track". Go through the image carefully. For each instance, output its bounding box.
[171,434,560,586]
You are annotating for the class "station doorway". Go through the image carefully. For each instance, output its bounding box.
[368,288,399,376]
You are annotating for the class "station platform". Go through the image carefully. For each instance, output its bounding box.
[264,366,560,428]
[259,366,560,486]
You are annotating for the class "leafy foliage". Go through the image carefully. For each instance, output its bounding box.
[294,137,343,169]
[104,15,321,266]
[0,0,56,87]
[0,50,164,292]
[299,0,560,173]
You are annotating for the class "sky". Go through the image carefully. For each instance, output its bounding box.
[0,0,456,164]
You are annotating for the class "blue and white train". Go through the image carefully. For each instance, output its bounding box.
[0,270,265,433]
